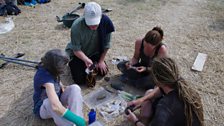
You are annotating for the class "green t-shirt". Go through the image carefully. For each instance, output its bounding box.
[65,17,111,58]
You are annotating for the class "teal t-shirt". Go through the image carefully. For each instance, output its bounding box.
[65,17,111,58]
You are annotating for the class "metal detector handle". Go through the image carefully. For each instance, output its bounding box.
[69,2,85,14]
[0,53,25,69]
[79,2,85,8]
[56,16,62,22]
[102,8,112,13]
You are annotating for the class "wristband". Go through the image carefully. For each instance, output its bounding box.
[62,109,86,126]
[134,120,140,126]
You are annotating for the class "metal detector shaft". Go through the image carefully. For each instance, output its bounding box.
[0,55,39,64]
[0,58,37,68]
[69,2,85,14]
[0,53,25,69]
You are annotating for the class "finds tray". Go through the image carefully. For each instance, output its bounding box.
[83,87,115,109]
[97,96,127,122]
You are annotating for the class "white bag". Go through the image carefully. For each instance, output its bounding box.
[0,17,15,34]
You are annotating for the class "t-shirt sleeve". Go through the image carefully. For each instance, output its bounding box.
[70,22,82,52]
[35,70,55,88]
[150,103,174,126]
[103,33,111,49]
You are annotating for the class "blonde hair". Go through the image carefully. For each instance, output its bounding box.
[151,57,204,126]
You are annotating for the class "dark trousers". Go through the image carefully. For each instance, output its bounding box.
[117,61,155,90]
[69,54,106,85]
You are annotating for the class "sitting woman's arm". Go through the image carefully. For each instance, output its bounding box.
[137,45,168,72]
[130,39,142,66]
[142,87,161,101]
[126,109,145,126]
[128,87,161,107]
[44,83,86,126]
[158,45,168,58]
[127,101,172,126]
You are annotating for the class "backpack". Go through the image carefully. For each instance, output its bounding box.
[0,5,6,16]
[5,2,21,15]
[0,2,21,16]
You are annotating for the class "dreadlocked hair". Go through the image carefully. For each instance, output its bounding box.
[151,57,204,126]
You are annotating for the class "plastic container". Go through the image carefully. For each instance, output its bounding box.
[88,109,96,124]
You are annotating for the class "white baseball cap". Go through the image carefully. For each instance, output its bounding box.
[84,2,102,26]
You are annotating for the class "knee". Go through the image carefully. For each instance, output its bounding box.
[117,61,128,71]
[42,99,50,106]
[40,99,51,119]
[69,84,82,93]
[145,89,154,96]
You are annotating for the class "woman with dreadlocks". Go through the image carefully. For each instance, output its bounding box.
[126,57,204,126]
[33,49,86,126]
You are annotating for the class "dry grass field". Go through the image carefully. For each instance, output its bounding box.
[0,0,223,125]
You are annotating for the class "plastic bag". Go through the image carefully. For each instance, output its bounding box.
[0,17,14,34]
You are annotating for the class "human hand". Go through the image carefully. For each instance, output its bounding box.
[127,99,141,108]
[125,62,132,69]
[125,110,139,123]
[127,98,143,109]
[97,61,108,75]
[84,58,93,68]
[136,66,146,73]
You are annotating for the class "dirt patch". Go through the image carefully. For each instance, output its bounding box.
[0,0,223,126]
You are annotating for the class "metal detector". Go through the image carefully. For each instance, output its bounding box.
[0,54,39,69]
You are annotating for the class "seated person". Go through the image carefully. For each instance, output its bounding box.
[33,49,86,126]
[65,2,115,85]
[117,27,167,90]
[125,57,204,126]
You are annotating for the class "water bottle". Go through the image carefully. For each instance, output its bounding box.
[88,109,96,124]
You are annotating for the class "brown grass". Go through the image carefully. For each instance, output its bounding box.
[0,0,223,125]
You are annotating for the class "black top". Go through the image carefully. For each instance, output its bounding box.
[138,40,163,67]
[98,14,115,54]
[150,90,200,126]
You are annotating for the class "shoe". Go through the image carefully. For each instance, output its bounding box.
[111,83,125,91]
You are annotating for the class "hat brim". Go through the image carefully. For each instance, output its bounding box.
[85,16,101,26]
